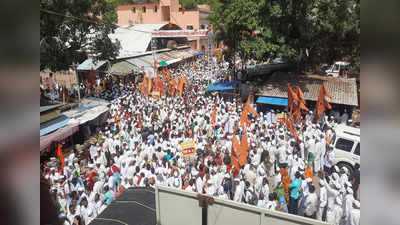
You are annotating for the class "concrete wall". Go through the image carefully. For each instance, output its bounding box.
[155,185,330,225]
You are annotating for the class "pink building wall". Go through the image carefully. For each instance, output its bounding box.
[116,1,211,50]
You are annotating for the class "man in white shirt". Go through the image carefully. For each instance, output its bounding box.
[317,179,328,221]
[348,200,360,225]
[303,185,318,219]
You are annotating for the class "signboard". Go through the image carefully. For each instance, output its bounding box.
[152,91,160,98]
[152,30,209,38]
[181,140,196,156]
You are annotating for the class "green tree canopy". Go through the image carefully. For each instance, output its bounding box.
[40,0,121,71]
[209,0,360,73]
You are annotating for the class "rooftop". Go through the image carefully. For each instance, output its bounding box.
[109,24,167,58]
[256,73,359,106]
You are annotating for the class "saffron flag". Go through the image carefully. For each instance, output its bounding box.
[154,60,158,71]
[239,108,249,129]
[178,76,188,97]
[240,130,250,152]
[293,86,309,121]
[147,77,153,95]
[231,152,240,177]
[211,103,216,129]
[316,83,332,118]
[287,83,299,114]
[244,94,259,116]
[57,144,65,170]
[287,115,298,140]
[232,133,240,154]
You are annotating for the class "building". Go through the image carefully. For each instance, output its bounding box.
[117,0,212,52]
[254,73,359,113]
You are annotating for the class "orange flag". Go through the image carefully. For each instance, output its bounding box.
[287,83,299,114]
[231,153,240,177]
[57,144,65,170]
[211,104,217,129]
[232,133,240,154]
[293,86,309,121]
[240,130,250,152]
[316,83,332,118]
[239,108,248,129]
[147,77,153,95]
[178,76,188,97]
[287,115,298,140]
[167,69,171,82]
[244,94,259,116]
[154,60,158,71]
[296,86,307,108]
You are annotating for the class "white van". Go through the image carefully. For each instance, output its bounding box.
[325,61,350,77]
[332,124,360,173]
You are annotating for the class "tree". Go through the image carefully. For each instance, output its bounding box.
[40,0,121,71]
[209,0,360,73]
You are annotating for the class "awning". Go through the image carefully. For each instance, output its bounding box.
[77,58,107,71]
[66,105,109,125]
[166,58,181,65]
[40,115,70,136]
[256,96,288,106]
[40,123,79,151]
[205,81,237,92]
[110,60,138,76]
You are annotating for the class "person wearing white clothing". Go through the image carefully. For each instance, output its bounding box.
[317,179,328,221]
[303,185,318,219]
[233,178,244,202]
[348,200,360,225]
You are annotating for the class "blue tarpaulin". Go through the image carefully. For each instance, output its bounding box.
[256,96,288,106]
[194,52,203,57]
[205,81,237,92]
[40,115,70,136]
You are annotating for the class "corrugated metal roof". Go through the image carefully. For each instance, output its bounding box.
[110,60,138,76]
[256,74,358,106]
[77,58,107,71]
[109,24,166,59]
[40,104,63,113]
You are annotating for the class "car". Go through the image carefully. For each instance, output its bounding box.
[332,124,360,174]
[325,61,350,77]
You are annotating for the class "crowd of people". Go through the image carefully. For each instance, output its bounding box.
[41,56,360,225]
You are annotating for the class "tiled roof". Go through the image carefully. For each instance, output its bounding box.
[256,73,358,106]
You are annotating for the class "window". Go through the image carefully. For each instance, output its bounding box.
[179,7,182,12]
[187,25,194,30]
[154,6,158,12]
[200,24,205,29]
[142,6,146,13]
[132,7,136,13]
[335,138,354,152]
[354,143,360,156]
[333,64,340,71]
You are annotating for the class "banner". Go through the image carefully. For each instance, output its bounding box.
[181,140,196,156]
[152,91,160,98]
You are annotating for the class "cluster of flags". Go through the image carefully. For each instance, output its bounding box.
[230,94,259,177]
[138,66,189,98]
